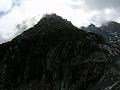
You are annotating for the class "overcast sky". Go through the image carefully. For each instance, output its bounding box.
[0,0,120,42]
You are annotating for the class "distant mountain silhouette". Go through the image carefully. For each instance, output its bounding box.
[82,21,120,90]
[0,14,110,90]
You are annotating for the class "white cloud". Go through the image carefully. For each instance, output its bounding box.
[0,0,76,42]
[0,0,12,12]
[0,0,120,43]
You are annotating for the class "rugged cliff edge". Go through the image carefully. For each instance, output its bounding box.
[0,14,110,90]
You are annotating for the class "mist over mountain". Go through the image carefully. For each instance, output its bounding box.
[0,14,111,90]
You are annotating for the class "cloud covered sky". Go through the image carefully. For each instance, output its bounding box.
[0,0,120,42]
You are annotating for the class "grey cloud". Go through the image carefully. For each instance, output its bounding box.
[14,0,22,6]
[71,0,120,10]
[90,9,120,26]
[84,0,120,10]
[90,14,109,26]
[69,0,120,26]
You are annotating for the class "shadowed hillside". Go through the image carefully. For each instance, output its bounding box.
[82,22,120,90]
[0,14,110,90]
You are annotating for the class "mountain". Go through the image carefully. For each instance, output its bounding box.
[82,21,120,54]
[81,21,120,90]
[0,14,110,90]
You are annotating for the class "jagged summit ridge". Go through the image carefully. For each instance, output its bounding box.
[38,14,73,26]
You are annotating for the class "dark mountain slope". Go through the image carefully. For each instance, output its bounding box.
[82,21,120,53]
[0,14,110,90]
[82,22,120,90]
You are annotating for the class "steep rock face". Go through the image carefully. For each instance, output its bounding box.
[0,14,109,90]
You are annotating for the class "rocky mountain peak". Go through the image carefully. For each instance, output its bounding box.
[0,14,110,90]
